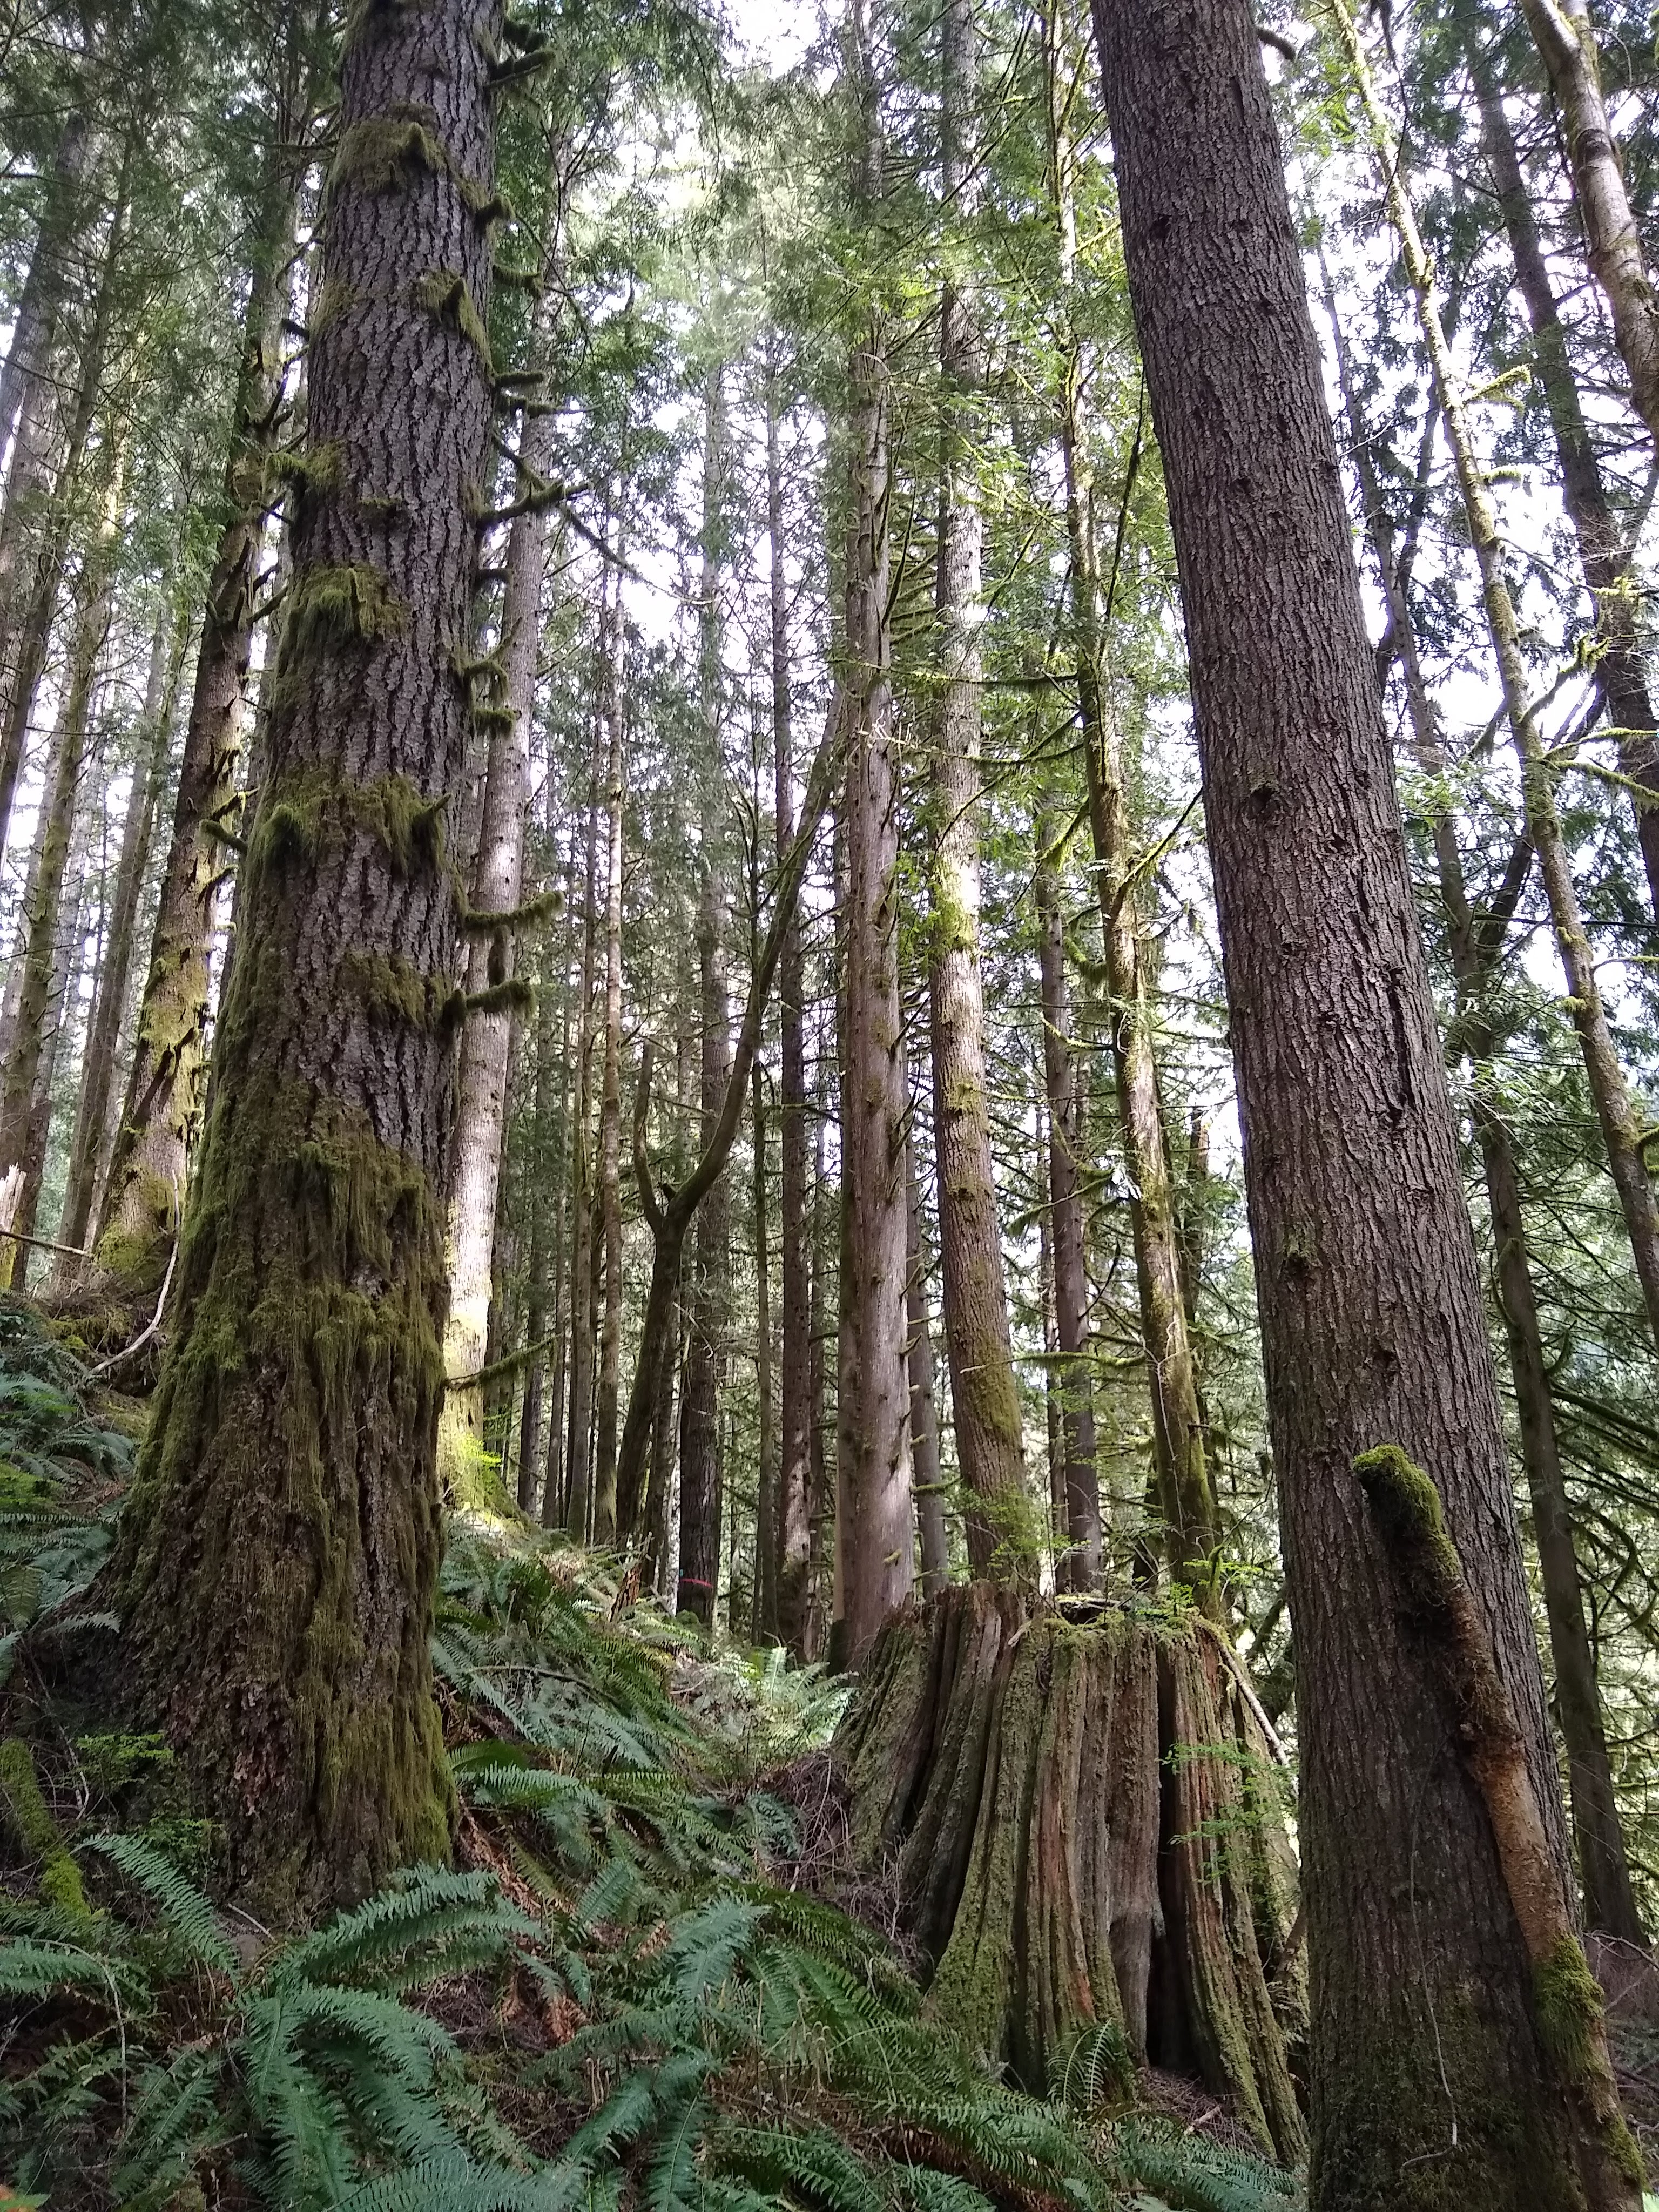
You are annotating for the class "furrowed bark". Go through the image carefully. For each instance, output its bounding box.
[1093,0,1616,2200]
[111,0,504,1918]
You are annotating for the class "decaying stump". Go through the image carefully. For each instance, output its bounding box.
[832,1582,1306,2163]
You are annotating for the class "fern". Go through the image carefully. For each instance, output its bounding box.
[81,1828,237,1972]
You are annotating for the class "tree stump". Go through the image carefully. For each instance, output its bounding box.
[832,1583,1306,2163]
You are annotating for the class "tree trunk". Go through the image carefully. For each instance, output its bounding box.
[839,0,913,1666]
[564,710,604,1543]
[906,1126,950,1598]
[92,138,296,1309]
[1035,812,1101,1591]
[54,604,179,1265]
[593,652,624,1547]
[0,467,121,1285]
[835,1586,1305,2160]
[1516,0,1659,451]
[1321,253,1648,1953]
[1093,1,1633,2201]
[1340,4,1659,1384]
[678,874,730,1628]
[927,0,1027,1582]
[768,353,812,1657]
[0,169,125,866]
[1042,26,1215,1604]
[751,974,777,1639]
[516,893,562,1516]
[1469,47,1659,927]
[806,1103,832,1662]
[0,111,96,855]
[539,909,574,1526]
[111,0,502,1919]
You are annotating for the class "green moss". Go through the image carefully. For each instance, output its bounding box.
[331,108,449,199]
[338,948,452,1031]
[1532,1937,1610,2089]
[1353,1443,1463,1613]
[410,268,493,370]
[456,886,560,935]
[251,767,445,883]
[0,1738,89,1919]
[462,976,534,1020]
[285,563,407,657]
[311,276,356,336]
[268,440,343,498]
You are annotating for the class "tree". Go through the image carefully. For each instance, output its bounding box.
[111,0,504,1916]
[1091,0,1636,2201]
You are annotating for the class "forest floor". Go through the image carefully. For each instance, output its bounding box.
[0,1298,1643,2209]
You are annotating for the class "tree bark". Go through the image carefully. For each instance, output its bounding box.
[1517,0,1659,453]
[751,944,777,1639]
[1469,46,1659,929]
[92,136,296,1307]
[768,353,813,1657]
[839,0,913,1666]
[111,0,503,1918]
[1035,814,1101,1591]
[927,0,1027,1582]
[1321,252,1648,1953]
[0,464,122,1285]
[55,603,179,1264]
[1092,1,1627,2201]
[439,290,558,1500]
[906,1125,950,1599]
[677,874,730,1628]
[1042,17,1215,1604]
[593,645,625,1546]
[564,706,604,1543]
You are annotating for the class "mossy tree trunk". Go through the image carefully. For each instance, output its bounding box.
[840,0,914,1665]
[1041,25,1214,1607]
[1094,0,1629,2201]
[93,114,301,1314]
[906,1127,950,1598]
[1035,806,1101,1591]
[835,1584,1305,2162]
[111,0,503,1919]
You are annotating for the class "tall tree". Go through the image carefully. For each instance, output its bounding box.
[111,0,504,1915]
[1091,0,1636,2201]
[838,0,913,1664]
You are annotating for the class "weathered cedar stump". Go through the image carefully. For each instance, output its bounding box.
[832,1582,1306,2163]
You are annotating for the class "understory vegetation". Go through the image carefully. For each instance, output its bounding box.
[0,1306,1303,2211]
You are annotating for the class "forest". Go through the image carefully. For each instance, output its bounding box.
[1,0,1658,2204]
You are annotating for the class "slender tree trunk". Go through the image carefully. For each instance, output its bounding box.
[112,0,503,1917]
[564,710,604,1543]
[678,873,730,1628]
[516,901,559,1515]
[1043,19,1215,1603]
[1035,814,1101,1590]
[840,0,913,1664]
[906,1127,950,1597]
[768,358,812,1656]
[0,467,121,1283]
[806,1094,831,1662]
[1341,5,1659,1375]
[1517,0,1659,451]
[0,172,126,865]
[1469,49,1659,926]
[593,657,624,1546]
[1323,254,1647,1952]
[1094,1,1634,2201]
[56,604,179,1265]
[927,0,1027,1580]
[539,917,574,1527]
[751,997,777,1638]
[0,111,96,855]
[92,141,296,1304]
[437,281,559,1496]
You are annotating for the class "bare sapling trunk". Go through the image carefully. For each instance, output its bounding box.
[1094,0,1635,2200]
[111,0,504,1918]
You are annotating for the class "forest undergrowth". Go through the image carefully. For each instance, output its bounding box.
[0,1300,1306,2212]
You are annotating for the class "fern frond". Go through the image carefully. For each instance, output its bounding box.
[81,1830,237,1974]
